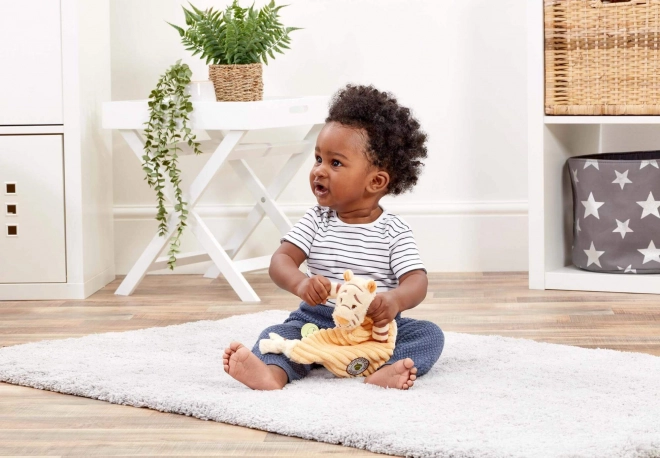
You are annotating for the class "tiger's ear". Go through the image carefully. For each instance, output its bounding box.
[366,280,377,294]
[343,270,353,281]
[329,282,342,299]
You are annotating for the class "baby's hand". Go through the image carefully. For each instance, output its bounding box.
[367,293,401,328]
[295,275,331,305]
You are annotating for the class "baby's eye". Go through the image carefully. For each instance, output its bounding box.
[331,159,342,167]
[315,155,322,163]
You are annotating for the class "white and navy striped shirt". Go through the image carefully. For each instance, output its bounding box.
[281,205,426,307]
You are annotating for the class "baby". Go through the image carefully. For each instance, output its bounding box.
[223,84,445,390]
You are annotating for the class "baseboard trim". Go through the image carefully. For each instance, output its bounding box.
[113,201,529,274]
[0,266,115,301]
[114,201,528,220]
[0,282,85,301]
[83,266,116,298]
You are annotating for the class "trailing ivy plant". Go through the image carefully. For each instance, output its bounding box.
[168,0,301,65]
[143,60,202,270]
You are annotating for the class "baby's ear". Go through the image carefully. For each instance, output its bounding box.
[343,270,353,281]
[366,280,377,294]
[329,282,341,299]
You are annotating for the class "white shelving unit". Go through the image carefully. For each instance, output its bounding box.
[0,0,115,300]
[527,1,660,295]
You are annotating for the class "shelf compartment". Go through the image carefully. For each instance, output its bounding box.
[0,135,66,283]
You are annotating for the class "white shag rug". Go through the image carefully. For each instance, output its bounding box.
[0,310,659,458]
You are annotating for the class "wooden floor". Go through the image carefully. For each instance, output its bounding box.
[1,272,660,457]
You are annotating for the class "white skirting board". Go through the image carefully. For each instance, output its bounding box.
[113,201,529,274]
[0,266,116,301]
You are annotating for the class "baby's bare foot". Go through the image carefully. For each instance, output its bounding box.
[364,358,417,390]
[223,342,286,390]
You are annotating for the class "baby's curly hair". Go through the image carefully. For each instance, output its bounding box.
[325,84,428,196]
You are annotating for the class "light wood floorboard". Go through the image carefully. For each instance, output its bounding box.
[1,272,659,456]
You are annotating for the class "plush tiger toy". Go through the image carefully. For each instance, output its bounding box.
[259,269,397,377]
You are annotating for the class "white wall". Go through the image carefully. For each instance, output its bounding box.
[110,0,529,274]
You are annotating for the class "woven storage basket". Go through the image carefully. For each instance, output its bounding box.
[208,63,263,102]
[545,0,660,115]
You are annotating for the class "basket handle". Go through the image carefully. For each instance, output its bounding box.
[592,0,647,7]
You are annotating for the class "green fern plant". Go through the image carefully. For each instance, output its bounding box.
[168,0,301,65]
[143,60,202,270]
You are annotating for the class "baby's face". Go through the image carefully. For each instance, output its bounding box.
[310,122,376,211]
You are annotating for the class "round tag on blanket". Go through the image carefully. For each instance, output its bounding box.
[347,357,370,376]
[301,323,319,338]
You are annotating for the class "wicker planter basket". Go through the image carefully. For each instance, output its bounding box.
[545,0,660,115]
[208,63,263,102]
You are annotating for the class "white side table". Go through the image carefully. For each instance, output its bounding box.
[102,96,329,301]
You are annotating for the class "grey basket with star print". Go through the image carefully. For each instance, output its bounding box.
[568,151,660,274]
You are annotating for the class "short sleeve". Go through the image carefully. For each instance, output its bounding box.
[389,218,427,278]
[280,207,320,257]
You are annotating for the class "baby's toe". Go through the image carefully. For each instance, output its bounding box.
[410,366,418,375]
[410,374,417,381]
[229,341,244,352]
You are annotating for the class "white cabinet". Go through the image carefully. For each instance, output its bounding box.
[0,0,63,125]
[0,135,66,283]
[0,0,114,300]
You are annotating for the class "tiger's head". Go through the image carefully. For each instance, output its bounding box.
[329,270,378,330]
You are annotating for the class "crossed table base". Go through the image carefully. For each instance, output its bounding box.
[103,97,328,301]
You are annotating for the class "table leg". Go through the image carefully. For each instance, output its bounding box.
[119,129,175,203]
[191,211,260,302]
[202,154,302,279]
[116,130,246,295]
[187,130,246,206]
[203,124,323,279]
[115,214,179,296]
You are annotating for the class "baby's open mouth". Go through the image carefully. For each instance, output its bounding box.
[314,184,329,197]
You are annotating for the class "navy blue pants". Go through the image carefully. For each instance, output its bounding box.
[252,302,445,382]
